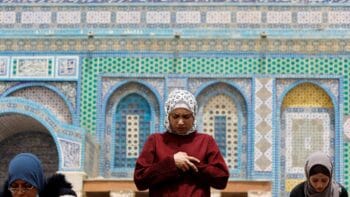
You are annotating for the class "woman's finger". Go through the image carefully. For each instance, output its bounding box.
[187,156,200,163]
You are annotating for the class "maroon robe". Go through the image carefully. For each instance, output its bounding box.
[134,131,229,197]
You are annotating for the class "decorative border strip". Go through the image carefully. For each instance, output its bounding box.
[0,6,350,31]
[1,39,350,54]
[1,0,350,4]
[0,56,79,80]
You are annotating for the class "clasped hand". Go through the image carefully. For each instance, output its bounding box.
[173,151,200,172]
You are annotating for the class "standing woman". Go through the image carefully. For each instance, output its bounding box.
[289,151,348,197]
[134,89,229,197]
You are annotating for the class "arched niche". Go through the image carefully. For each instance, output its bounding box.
[102,81,161,178]
[196,82,248,179]
[280,82,335,193]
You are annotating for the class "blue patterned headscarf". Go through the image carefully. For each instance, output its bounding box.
[164,89,197,135]
[8,153,45,192]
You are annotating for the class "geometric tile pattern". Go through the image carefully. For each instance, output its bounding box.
[102,80,161,177]
[202,94,239,169]
[282,83,333,108]
[86,11,111,24]
[0,5,350,31]
[0,11,16,24]
[9,86,73,124]
[114,94,150,168]
[21,11,51,24]
[2,0,350,3]
[285,110,331,174]
[126,115,140,158]
[297,11,323,24]
[2,40,350,55]
[254,78,273,172]
[195,81,249,179]
[280,81,336,195]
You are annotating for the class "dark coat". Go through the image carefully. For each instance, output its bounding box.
[290,181,348,197]
[1,173,77,197]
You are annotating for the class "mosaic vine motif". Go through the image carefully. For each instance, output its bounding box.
[0,82,17,95]
[188,78,251,102]
[56,56,79,78]
[0,57,9,77]
[101,76,164,102]
[59,138,81,169]
[12,57,53,78]
[344,115,350,141]
[1,39,350,54]
[51,82,77,109]
[10,86,73,124]
[0,56,79,80]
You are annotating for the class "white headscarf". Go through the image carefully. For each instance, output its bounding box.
[304,151,341,197]
[164,89,197,135]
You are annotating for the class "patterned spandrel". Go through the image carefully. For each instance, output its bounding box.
[10,86,73,124]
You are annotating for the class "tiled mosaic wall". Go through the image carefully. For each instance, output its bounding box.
[0,5,350,36]
[80,55,348,196]
[1,2,350,197]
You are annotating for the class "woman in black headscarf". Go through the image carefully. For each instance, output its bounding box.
[290,151,348,197]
